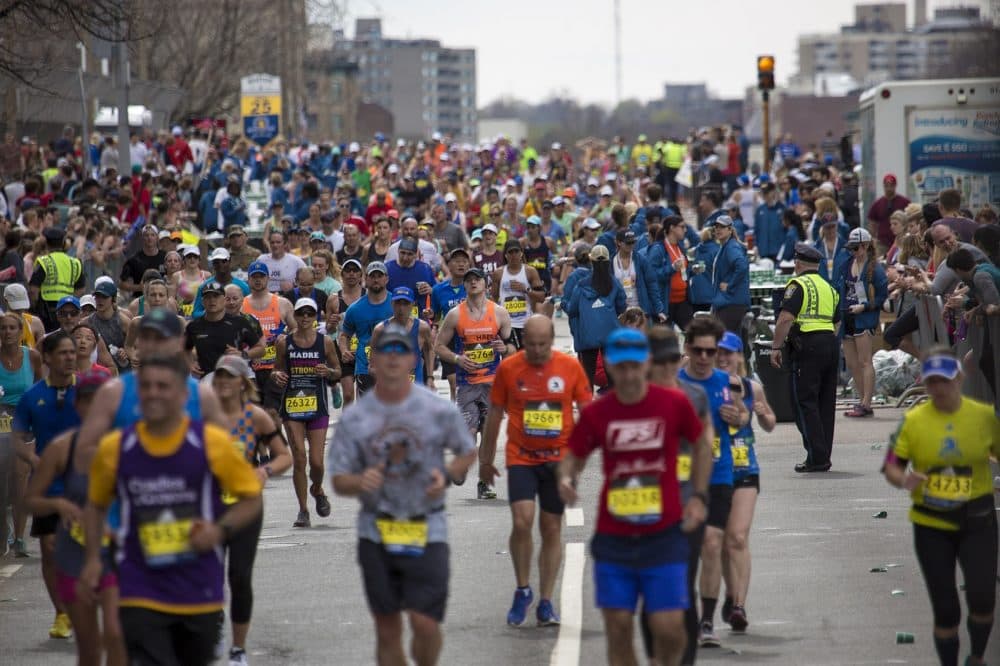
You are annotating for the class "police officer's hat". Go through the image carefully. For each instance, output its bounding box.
[793,243,822,264]
[43,227,66,244]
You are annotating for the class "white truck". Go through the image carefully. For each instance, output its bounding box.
[858,78,1000,214]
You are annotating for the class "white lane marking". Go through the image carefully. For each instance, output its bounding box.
[564,508,584,527]
[0,564,23,579]
[550,542,585,666]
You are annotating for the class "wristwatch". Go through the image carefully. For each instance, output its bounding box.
[691,490,709,506]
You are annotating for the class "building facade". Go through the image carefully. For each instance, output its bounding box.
[335,18,476,142]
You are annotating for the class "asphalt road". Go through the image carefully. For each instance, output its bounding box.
[2,317,998,665]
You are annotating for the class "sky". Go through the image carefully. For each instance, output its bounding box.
[333,0,992,107]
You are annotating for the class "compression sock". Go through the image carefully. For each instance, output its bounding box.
[700,597,717,625]
[932,634,959,666]
[967,618,992,660]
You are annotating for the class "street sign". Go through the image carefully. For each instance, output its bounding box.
[240,74,282,146]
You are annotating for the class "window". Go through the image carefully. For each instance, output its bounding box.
[331,80,342,102]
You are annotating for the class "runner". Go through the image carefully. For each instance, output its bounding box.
[12,331,80,639]
[882,348,999,666]
[677,315,747,649]
[430,249,470,401]
[714,331,775,634]
[479,315,591,626]
[274,297,342,528]
[172,245,210,319]
[339,261,392,399]
[211,355,292,666]
[520,219,557,316]
[491,240,546,350]
[433,267,515,500]
[184,281,265,378]
[79,353,263,666]
[371,287,435,387]
[242,261,296,426]
[327,258,365,407]
[558,328,712,666]
[24,368,126,665]
[329,324,477,666]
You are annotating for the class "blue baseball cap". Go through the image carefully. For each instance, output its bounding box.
[603,328,650,366]
[248,261,269,276]
[922,354,960,381]
[719,331,743,353]
[56,295,81,311]
[391,286,415,303]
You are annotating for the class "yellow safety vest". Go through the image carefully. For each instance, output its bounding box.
[664,142,685,169]
[36,252,82,303]
[790,272,838,333]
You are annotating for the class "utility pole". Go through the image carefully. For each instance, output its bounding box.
[115,14,131,177]
[613,0,622,107]
[77,42,90,176]
[762,90,770,173]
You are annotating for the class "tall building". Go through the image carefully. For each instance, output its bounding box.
[796,3,997,88]
[335,18,477,142]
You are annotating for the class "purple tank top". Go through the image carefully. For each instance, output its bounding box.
[115,420,224,608]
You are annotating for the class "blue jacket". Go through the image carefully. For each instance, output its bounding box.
[837,259,888,333]
[564,274,627,351]
[597,230,618,258]
[620,250,665,317]
[814,238,851,290]
[808,216,851,244]
[711,237,750,309]
[777,226,803,262]
[560,265,591,340]
[689,240,719,305]
[220,196,248,231]
[753,201,786,259]
[646,240,684,312]
[198,190,218,231]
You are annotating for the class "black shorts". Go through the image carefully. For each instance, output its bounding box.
[356,373,376,398]
[706,484,734,530]
[510,327,524,351]
[507,463,564,515]
[733,474,760,492]
[30,513,58,538]
[844,315,877,338]
[119,606,222,666]
[254,370,284,411]
[334,341,356,378]
[440,359,456,378]
[358,539,449,622]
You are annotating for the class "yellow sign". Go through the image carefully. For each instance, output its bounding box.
[241,94,282,118]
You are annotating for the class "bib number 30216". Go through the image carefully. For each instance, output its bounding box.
[607,475,662,525]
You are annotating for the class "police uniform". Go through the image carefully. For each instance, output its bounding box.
[29,228,84,332]
[775,243,840,472]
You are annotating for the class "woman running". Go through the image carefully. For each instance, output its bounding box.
[715,331,775,632]
[24,369,126,666]
[212,356,291,666]
[274,297,341,528]
[882,347,998,666]
[171,245,210,318]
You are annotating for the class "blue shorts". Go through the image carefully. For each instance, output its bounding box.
[594,559,689,613]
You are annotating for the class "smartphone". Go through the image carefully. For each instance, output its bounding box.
[729,381,743,394]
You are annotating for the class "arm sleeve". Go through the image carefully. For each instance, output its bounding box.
[87,432,122,507]
[973,271,1000,306]
[204,426,262,499]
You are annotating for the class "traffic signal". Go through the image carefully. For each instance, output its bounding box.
[757,55,775,91]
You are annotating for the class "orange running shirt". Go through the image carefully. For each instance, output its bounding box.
[490,350,592,466]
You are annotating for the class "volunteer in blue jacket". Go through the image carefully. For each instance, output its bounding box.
[777,209,807,263]
[613,230,666,323]
[560,242,593,341]
[752,182,786,260]
[689,227,720,314]
[710,216,751,335]
[564,244,625,387]
[814,216,850,288]
[647,215,696,329]
[838,228,888,419]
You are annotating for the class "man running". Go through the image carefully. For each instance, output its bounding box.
[491,240,546,350]
[479,315,591,626]
[558,328,711,666]
[372,287,435,387]
[330,325,477,666]
[430,249,470,401]
[434,267,514,500]
[79,353,262,666]
[242,261,296,427]
[339,261,392,398]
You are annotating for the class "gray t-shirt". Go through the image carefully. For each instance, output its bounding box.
[930,242,986,296]
[328,384,474,543]
[677,379,709,503]
[259,253,306,293]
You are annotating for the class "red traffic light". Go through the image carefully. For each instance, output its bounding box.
[757,55,775,91]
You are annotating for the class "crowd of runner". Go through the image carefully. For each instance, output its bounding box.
[0,125,996,666]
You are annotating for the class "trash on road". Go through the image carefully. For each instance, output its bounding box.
[495,550,508,555]
[872,511,888,518]
[895,632,915,644]
[870,566,889,573]
[870,443,883,450]
[891,590,905,597]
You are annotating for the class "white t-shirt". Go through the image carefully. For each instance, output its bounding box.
[385,239,442,272]
[259,253,307,292]
[614,254,638,308]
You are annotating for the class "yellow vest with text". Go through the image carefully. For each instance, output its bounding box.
[664,142,685,169]
[36,252,82,303]
[790,272,838,333]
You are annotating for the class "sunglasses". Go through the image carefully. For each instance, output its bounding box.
[376,343,411,355]
[295,310,317,317]
[652,353,682,364]
[57,309,81,318]
[688,346,718,357]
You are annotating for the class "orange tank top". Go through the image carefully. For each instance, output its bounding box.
[243,294,285,370]
[455,300,501,385]
[665,242,688,304]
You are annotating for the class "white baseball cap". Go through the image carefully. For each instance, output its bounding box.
[294,297,318,312]
[348,141,360,153]
[600,185,614,196]
[80,295,97,309]
[209,247,231,262]
[432,131,443,141]
[3,284,29,310]
[387,164,400,174]
[444,192,457,203]
[587,177,600,187]
[482,223,499,234]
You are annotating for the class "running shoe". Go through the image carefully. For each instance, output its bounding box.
[506,587,534,626]
[844,404,873,417]
[721,596,733,624]
[49,612,72,639]
[477,481,497,500]
[536,599,560,627]
[698,621,721,648]
[13,538,28,558]
[728,605,748,632]
[229,647,249,665]
[332,385,343,410]
[314,493,331,518]
[293,510,310,528]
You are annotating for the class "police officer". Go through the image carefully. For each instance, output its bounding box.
[28,227,84,333]
[770,243,840,473]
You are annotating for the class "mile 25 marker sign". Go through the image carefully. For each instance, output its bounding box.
[241,74,282,146]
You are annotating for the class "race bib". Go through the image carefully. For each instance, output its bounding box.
[465,346,494,365]
[523,402,562,438]
[529,259,546,270]
[504,297,527,315]
[179,303,194,317]
[364,345,372,361]
[676,454,692,482]
[732,440,750,468]
[607,475,662,524]
[349,335,359,352]
[261,344,276,364]
[69,521,110,548]
[376,517,428,557]
[923,471,972,506]
[712,436,721,461]
[411,304,420,319]
[285,395,318,414]
[138,512,194,568]
[0,413,11,434]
